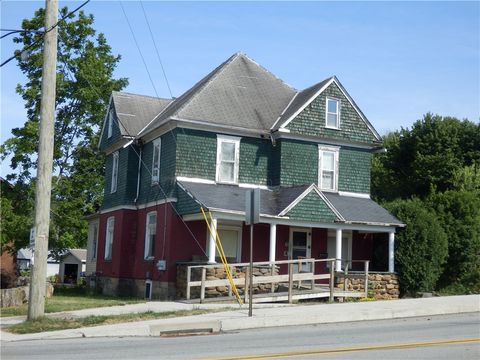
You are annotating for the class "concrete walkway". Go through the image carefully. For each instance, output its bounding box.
[1,295,479,342]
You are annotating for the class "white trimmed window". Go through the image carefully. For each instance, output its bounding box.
[319,146,339,192]
[107,109,114,138]
[111,151,119,193]
[216,135,240,184]
[152,138,161,184]
[327,229,352,269]
[326,97,340,129]
[105,216,115,260]
[144,212,157,260]
[217,226,242,262]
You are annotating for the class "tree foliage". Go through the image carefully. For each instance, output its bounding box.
[0,7,128,252]
[427,190,480,293]
[372,113,480,201]
[385,198,448,294]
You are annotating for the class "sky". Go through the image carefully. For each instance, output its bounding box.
[1,0,479,177]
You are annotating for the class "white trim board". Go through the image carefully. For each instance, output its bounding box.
[99,198,177,214]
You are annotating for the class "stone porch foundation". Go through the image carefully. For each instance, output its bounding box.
[336,272,400,300]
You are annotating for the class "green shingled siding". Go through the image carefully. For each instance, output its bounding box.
[136,131,177,204]
[176,129,216,180]
[286,83,378,144]
[175,186,202,215]
[286,191,338,222]
[279,139,318,186]
[239,137,271,185]
[99,108,122,151]
[338,147,372,193]
[102,146,138,209]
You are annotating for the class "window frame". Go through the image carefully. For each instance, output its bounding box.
[215,224,242,262]
[104,216,115,261]
[318,145,340,192]
[215,135,241,184]
[111,151,119,193]
[151,138,161,184]
[144,211,157,260]
[325,97,340,129]
[90,222,98,260]
[107,109,114,138]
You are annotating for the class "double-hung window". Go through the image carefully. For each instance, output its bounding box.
[151,138,161,184]
[144,212,157,260]
[325,97,340,129]
[111,151,119,193]
[216,135,240,184]
[318,146,339,192]
[104,216,115,260]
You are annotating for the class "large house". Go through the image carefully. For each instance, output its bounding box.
[90,53,403,299]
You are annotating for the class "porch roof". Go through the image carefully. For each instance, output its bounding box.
[177,181,404,227]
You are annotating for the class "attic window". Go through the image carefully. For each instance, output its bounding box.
[216,135,240,184]
[107,109,114,138]
[325,98,340,129]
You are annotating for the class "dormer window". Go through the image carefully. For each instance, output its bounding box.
[326,97,340,129]
[216,135,240,184]
[107,109,114,138]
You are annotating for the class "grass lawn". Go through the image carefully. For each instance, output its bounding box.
[5,309,216,334]
[0,287,143,317]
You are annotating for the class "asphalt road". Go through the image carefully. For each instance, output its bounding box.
[2,313,479,360]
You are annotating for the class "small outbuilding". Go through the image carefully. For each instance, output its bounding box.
[59,249,87,284]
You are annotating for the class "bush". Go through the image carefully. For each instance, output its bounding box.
[428,190,480,293]
[385,198,448,295]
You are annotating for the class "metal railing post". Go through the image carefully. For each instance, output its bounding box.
[329,259,334,302]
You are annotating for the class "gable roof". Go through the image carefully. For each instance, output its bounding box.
[138,52,296,137]
[177,181,403,227]
[64,249,87,263]
[272,76,382,142]
[111,91,172,137]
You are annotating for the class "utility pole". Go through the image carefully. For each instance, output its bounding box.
[28,0,58,320]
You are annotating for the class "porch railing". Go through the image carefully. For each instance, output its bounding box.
[184,258,370,303]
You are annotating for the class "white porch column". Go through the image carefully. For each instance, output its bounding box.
[208,217,217,264]
[388,231,395,273]
[335,228,342,271]
[269,224,277,263]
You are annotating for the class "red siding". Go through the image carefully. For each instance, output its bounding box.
[352,232,374,271]
[240,223,270,263]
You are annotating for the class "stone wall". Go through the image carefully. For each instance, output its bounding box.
[1,283,54,308]
[336,272,400,300]
[94,276,176,300]
[176,263,279,299]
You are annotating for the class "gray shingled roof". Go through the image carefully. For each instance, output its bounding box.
[66,249,87,262]
[271,78,333,131]
[177,182,403,226]
[138,53,296,137]
[324,193,403,226]
[112,91,172,137]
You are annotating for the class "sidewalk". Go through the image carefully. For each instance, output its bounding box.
[1,295,479,342]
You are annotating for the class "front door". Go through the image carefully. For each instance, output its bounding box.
[289,228,312,272]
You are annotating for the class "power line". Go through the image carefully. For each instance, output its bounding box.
[119,1,160,98]
[139,1,174,99]
[0,0,91,67]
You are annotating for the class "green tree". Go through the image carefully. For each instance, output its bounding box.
[0,7,128,252]
[372,113,480,201]
[428,190,480,293]
[385,198,448,294]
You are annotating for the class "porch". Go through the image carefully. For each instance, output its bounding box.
[177,258,374,303]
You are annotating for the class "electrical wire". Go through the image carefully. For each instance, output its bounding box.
[0,0,90,67]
